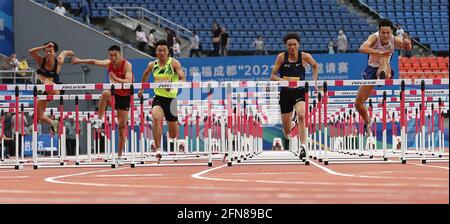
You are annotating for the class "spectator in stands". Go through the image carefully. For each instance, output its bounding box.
[8,53,19,71]
[396,24,405,56]
[1,53,19,84]
[147,29,156,57]
[190,31,201,57]
[165,28,175,57]
[65,119,76,156]
[3,112,13,158]
[253,35,267,55]
[80,0,91,25]
[173,38,181,58]
[219,27,229,56]
[11,112,28,157]
[211,20,221,56]
[337,29,348,53]
[54,1,66,16]
[0,130,12,159]
[135,25,148,52]
[17,57,31,84]
[395,24,405,39]
[328,40,335,54]
[402,32,412,58]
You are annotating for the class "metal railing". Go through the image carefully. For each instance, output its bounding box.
[0,70,35,84]
[108,6,192,39]
[358,0,434,55]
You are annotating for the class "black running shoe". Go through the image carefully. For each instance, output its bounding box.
[379,71,386,79]
[299,145,306,160]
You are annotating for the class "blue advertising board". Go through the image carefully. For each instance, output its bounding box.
[24,134,58,157]
[0,0,14,56]
[130,52,398,84]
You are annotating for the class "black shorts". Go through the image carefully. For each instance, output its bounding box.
[279,87,305,114]
[152,95,178,122]
[114,95,130,111]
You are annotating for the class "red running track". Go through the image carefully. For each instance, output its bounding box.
[0,159,447,204]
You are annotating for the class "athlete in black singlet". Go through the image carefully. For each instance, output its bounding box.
[270,33,319,159]
[29,42,74,133]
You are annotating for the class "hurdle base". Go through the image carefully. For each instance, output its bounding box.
[401,160,407,164]
[75,161,80,166]
[227,162,232,167]
[324,161,329,165]
[14,164,23,170]
[59,162,65,166]
[421,160,426,164]
[208,162,213,167]
[318,158,323,162]
[131,163,135,168]
[33,165,38,170]
[111,164,116,168]
[305,161,310,165]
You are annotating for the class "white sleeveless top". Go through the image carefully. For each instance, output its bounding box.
[368,32,395,67]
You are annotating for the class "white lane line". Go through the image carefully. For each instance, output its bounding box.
[309,160,448,181]
[0,176,29,179]
[231,172,308,175]
[44,168,129,186]
[410,163,449,170]
[191,163,448,188]
[309,160,355,177]
[96,174,163,177]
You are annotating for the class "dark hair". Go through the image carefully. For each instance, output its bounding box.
[108,45,121,52]
[44,41,59,52]
[283,32,300,44]
[155,39,169,49]
[193,30,197,35]
[134,25,142,32]
[379,19,394,30]
[149,29,156,34]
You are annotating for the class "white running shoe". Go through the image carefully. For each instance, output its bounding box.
[155,149,162,164]
[92,119,103,129]
[364,119,373,138]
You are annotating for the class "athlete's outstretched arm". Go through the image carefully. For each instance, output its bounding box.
[28,43,54,65]
[394,33,412,51]
[56,50,74,73]
[172,59,186,81]
[71,57,110,67]
[359,34,390,57]
[138,62,154,97]
[303,53,320,92]
[270,53,285,81]
[303,53,319,81]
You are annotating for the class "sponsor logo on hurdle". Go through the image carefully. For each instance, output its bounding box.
[156,83,178,88]
[350,80,378,85]
[60,84,89,90]
[255,82,281,87]
[340,91,358,95]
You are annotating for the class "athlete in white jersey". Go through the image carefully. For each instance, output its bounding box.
[355,19,412,137]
